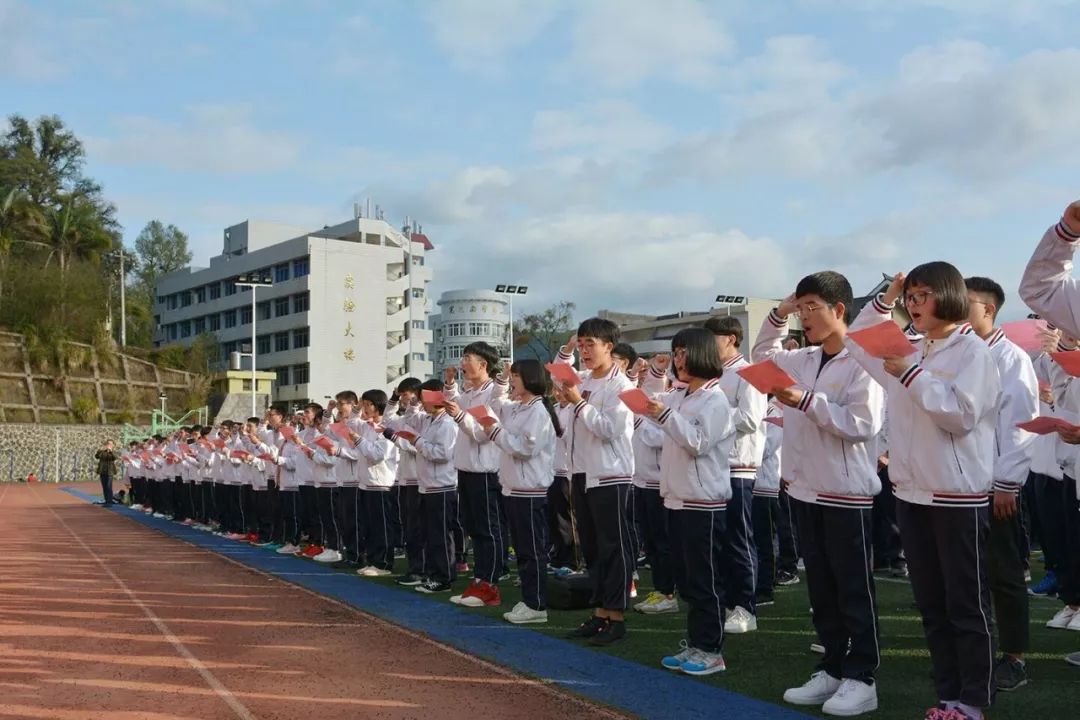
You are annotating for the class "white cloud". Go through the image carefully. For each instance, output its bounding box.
[566,0,734,88]
[422,0,562,71]
[85,104,303,174]
[530,100,673,158]
[0,0,65,80]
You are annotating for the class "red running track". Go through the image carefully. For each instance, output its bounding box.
[0,482,624,720]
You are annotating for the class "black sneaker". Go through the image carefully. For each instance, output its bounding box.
[776,571,800,586]
[589,619,626,646]
[994,656,1028,692]
[567,615,607,639]
[415,579,452,594]
[396,573,424,587]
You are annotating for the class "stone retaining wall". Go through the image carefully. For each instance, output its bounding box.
[0,423,125,483]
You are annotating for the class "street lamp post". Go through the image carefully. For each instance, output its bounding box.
[494,284,528,364]
[234,273,274,417]
[158,391,167,415]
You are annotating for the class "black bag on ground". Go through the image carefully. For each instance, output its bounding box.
[546,572,593,610]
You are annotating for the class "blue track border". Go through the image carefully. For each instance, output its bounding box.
[63,487,810,720]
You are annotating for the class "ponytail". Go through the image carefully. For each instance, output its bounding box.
[541,395,564,438]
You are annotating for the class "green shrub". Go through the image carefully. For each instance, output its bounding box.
[71,395,99,424]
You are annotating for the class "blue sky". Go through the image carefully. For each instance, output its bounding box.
[4,0,1079,320]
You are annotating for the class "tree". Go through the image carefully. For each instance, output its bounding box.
[0,187,46,310]
[515,301,576,362]
[133,220,192,304]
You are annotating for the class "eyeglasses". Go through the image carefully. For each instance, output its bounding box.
[794,303,827,317]
[904,290,935,307]
[672,348,688,358]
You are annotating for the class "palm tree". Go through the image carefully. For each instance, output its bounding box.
[43,194,114,276]
[0,186,47,310]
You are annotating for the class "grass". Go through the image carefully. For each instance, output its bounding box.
[346,558,1080,719]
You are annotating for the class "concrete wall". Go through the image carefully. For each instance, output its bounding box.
[0,423,123,483]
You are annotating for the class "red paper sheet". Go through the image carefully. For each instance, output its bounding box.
[545,362,582,387]
[847,322,918,359]
[330,422,352,441]
[466,405,497,427]
[278,425,296,440]
[736,360,797,394]
[764,415,784,428]
[213,438,226,449]
[313,435,336,451]
[1051,351,1080,378]
[394,430,417,442]
[1001,319,1047,354]
[618,388,652,415]
[229,450,250,459]
[1016,416,1078,435]
[421,389,447,405]
[258,453,274,461]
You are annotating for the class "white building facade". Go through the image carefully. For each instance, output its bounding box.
[429,289,510,374]
[154,217,434,408]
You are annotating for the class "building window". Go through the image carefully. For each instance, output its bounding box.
[411,288,424,298]
[274,332,290,352]
[412,320,425,329]
[240,306,252,325]
[275,296,290,317]
[256,335,271,355]
[195,287,206,304]
[167,295,178,310]
[293,257,310,278]
[293,327,309,349]
[180,291,192,307]
[180,320,191,338]
[224,281,237,296]
[223,340,238,356]
[412,353,425,361]
[293,292,310,313]
[276,366,290,385]
[193,317,206,334]
[293,363,309,385]
[274,264,290,283]
[209,282,221,300]
[208,314,221,332]
[223,309,237,328]
[256,301,271,321]
[168,324,178,341]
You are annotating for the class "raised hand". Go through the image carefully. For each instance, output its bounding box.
[561,334,578,356]
[777,293,798,318]
[1063,200,1080,235]
[652,353,671,372]
[444,366,458,384]
[883,272,906,306]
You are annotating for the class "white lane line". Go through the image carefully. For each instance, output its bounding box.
[36,486,257,720]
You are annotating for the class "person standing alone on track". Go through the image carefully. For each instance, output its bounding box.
[95,440,119,506]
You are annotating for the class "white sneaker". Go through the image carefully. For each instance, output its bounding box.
[152,512,165,518]
[724,606,757,634]
[277,543,299,554]
[504,602,548,624]
[784,671,842,705]
[313,549,342,563]
[359,567,392,577]
[1048,606,1079,629]
[639,593,680,615]
[131,504,143,510]
[1068,611,1080,632]
[822,679,878,716]
[810,642,826,655]
[1066,651,1080,667]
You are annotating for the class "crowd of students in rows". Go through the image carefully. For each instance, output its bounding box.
[116,202,1080,720]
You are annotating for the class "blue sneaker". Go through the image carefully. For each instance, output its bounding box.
[680,648,726,676]
[263,543,284,550]
[1029,571,1058,596]
[661,640,693,671]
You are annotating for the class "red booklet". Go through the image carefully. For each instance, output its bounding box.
[421,389,447,405]
[1016,417,1079,435]
[330,422,353,441]
[764,415,784,428]
[313,435,336,452]
[1051,351,1080,378]
[229,450,250,459]
[847,322,918,359]
[736,360,797,395]
[618,388,652,415]
[278,425,296,440]
[466,405,498,427]
[394,430,418,443]
[545,362,581,387]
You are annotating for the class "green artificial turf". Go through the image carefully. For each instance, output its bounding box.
[345,559,1080,719]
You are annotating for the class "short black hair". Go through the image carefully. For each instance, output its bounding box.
[905,261,968,323]
[396,377,422,394]
[268,405,285,418]
[796,271,854,325]
[672,327,724,380]
[462,341,500,377]
[612,342,638,368]
[361,389,388,414]
[420,378,445,393]
[246,417,260,425]
[703,316,743,346]
[577,317,619,345]
[335,390,359,404]
[964,276,1005,320]
[510,359,563,437]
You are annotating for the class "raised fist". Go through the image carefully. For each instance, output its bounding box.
[1063,200,1080,235]
[444,366,458,384]
[883,272,906,307]
[777,293,798,318]
[561,334,578,355]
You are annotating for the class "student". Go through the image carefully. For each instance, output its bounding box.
[308,411,343,563]
[396,379,460,594]
[704,316,768,633]
[484,359,559,623]
[94,440,118,506]
[964,276,1039,692]
[613,344,646,574]
[274,409,307,555]
[751,399,783,607]
[295,405,324,557]
[847,265,1000,720]
[633,359,677,615]
[445,341,507,606]
[646,327,735,675]
[753,270,885,716]
[1018,201,1080,669]
[327,391,364,567]
[548,387,578,572]
[558,317,637,646]
[385,378,427,586]
[354,389,399,577]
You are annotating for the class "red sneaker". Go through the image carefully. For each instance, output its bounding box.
[454,580,501,607]
[245,533,260,543]
[303,545,324,557]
